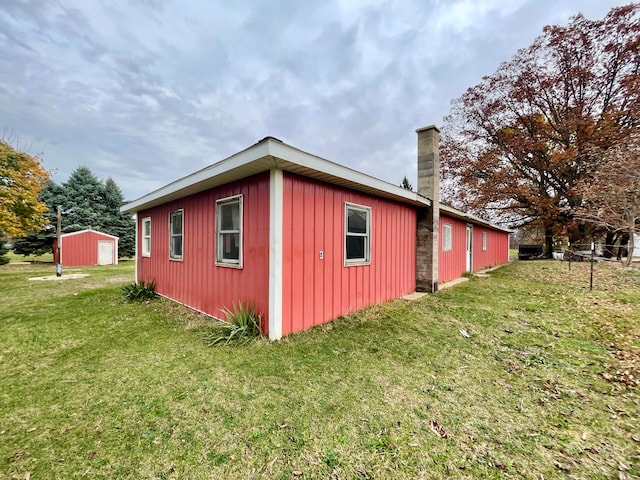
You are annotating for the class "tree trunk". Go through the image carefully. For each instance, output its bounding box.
[603,231,615,259]
[617,232,629,262]
[545,228,554,259]
[624,222,635,267]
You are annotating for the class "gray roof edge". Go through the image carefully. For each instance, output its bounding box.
[268,141,430,207]
[122,138,430,212]
[121,140,271,212]
[439,203,513,233]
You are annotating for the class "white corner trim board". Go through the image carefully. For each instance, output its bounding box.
[268,168,284,340]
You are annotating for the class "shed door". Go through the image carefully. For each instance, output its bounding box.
[98,241,114,265]
[466,225,473,272]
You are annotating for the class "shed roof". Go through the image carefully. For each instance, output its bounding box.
[60,229,119,240]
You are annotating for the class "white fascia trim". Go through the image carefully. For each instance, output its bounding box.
[122,138,431,214]
[122,142,271,213]
[439,204,513,233]
[268,168,283,340]
[61,229,119,240]
[268,141,429,207]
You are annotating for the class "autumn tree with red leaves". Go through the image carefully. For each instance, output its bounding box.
[441,4,640,256]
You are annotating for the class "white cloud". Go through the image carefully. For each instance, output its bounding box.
[0,0,631,198]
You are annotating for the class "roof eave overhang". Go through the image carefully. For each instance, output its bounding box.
[121,139,430,213]
[439,204,513,233]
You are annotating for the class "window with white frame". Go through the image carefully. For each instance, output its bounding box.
[142,217,151,257]
[169,210,183,260]
[443,224,453,251]
[216,195,242,267]
[345,203,371,265]
[482,231,487,251]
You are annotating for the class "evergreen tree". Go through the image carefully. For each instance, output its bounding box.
[12,231,53,257]
[40,180,65,227]
[401,176,413,191]
[13,167,135,258]
[0,241,9,265]
[103,178,135,257]
[60,166,107,232]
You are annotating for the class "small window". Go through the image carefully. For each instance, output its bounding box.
[142,217,151,257]
[169,210,183,260]
[345,203,371,265]
[482,232,487,251]
[216,195,242,267]
[443,224,453,252]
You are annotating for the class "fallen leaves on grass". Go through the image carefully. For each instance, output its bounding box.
[429,420,448,438]
[495,464,516,479]
[603,346,640,389]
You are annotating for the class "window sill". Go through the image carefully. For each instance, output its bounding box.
[344,260,371,267]
[215,262,243,269]
[169,257,183,262]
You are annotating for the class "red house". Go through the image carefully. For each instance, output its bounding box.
[438,205,511,283]
[122,126,510,339]
[53,229,119,267]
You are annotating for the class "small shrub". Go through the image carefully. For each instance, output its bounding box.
[0,243,9,265]
[202,302,263,346]
[122,280,158,301]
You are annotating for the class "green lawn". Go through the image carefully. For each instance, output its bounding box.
[5,250,54,263]
[1,260,638,479]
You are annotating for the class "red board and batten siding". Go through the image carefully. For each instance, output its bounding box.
[438,214,509,284]
[53,230,118,267]
[473,226,509,271]
[136,173,270,324]
[438,215,468,284]
[281,172,416,336]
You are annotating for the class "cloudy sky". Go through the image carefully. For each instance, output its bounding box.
[0,0,630,201]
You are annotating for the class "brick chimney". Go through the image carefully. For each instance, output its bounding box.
[415,125,440,293]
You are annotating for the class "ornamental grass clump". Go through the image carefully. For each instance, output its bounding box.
[202,302,263,346]
[122,280,158,301]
